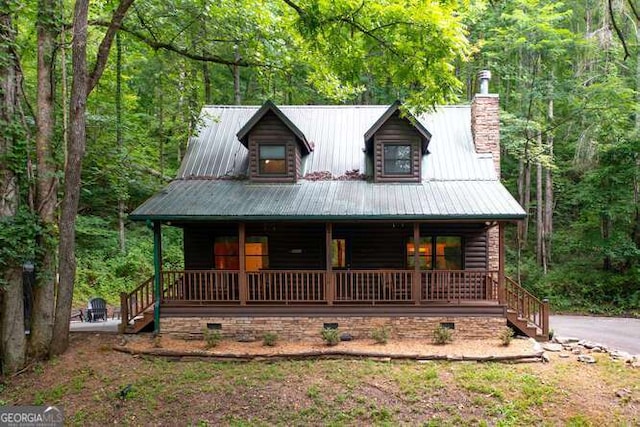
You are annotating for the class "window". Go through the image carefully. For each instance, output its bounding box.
[383,144,412,175]
[407,238,432,269]
[435,236,462,270]
[214,237,239,270]
[245,236,269,271]
[407,236,462,270]
[259,144,286,175]
[332,239,347,268]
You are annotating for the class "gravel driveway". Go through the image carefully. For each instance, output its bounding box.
[550,315,640,354]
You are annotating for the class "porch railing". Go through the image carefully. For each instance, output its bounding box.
[247,270,325,303]
[155,269,501,306]
[163,270,240,302]
[333,270,413,303]
[421,270,499,302]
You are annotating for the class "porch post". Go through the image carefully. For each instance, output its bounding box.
[325,223,333,305]
[498,222,505,304]
[413,223,421,305]
[153,221,162,334]
[238,222,247,305]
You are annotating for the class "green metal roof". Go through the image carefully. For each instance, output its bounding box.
[130,180,526,222]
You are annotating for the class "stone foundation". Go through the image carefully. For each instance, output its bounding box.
[161,316,506,342]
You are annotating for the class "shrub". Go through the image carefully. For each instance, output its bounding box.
[263,332,278,347]
[321,328,340,346]
[498,326,514,346]
[371,326,390,344]
[203,329,222,349]
[432,326,453,345]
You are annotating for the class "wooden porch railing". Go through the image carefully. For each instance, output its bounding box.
[504,276,549,337]
[163,270,240,302]
[120,276,155,327]
[421,270,499,303]
[334,270,413,303]
[247,270,325,303]
[123,269,509,311]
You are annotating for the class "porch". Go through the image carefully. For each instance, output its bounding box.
[121,268,549,339]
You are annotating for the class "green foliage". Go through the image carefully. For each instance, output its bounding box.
[203,329,222,349]
[321,328,340,346]
[73,216,183,305]
[262,332,278,347]
[0,208,40,280]
[370,326,389,345]
[498,327,514,346]
[432,326,453,345]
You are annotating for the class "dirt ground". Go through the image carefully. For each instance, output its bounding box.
[2,333,638,426]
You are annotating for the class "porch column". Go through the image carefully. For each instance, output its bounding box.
[152,221,162,334]
[413,223,421,305]
[239,222,247,305]
[325,223,334,305]
[498,222,505,304]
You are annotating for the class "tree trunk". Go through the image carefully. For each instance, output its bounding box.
[544,97,554,266]
[51,0,89,356]
[0,9,26,373]
[30,0,58,359]
[234,44,241,105]
[203,61,211,104]
[536,132,546,272]
[116,31,126,253]
[51,0,134,355]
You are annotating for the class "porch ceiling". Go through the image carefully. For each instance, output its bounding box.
[129,180,526,222]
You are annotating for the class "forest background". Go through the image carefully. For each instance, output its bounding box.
[1,0,639,370]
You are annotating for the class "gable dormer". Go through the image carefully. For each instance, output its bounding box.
[236,101,312,182]
[365,102,431,183]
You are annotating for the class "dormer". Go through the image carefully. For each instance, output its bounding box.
[236,101,312,182]
[364,102,431,183]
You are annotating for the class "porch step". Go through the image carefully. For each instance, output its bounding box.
[124,310,154,334]
[506,309,547,341]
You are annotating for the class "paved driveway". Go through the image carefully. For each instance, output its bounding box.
[549,315,640,354]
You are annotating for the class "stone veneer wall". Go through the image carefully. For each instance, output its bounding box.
[161,316,506,341]
[471,93,501,272]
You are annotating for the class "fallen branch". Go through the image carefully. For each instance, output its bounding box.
[112,345,544,363]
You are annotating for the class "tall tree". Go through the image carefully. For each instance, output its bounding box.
[51,0,134,355]
[30,0,58,359]
[0,4,26,373]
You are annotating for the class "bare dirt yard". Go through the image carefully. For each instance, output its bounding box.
[1,332,639,426]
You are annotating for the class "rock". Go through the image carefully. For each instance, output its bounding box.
[610,350,632,361]
[572,348,582,355]
[542,353,551,363]
[616,388,631,398]
[340,332,353,341]
[631,361,640,369]
[578,354,596,364]
[591,347,603,353]
[553,336,580,345]
[236,333,256,342]
[559,352,571,358]
[542,343,563,352]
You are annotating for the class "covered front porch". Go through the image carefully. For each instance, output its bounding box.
[120,220,549,338]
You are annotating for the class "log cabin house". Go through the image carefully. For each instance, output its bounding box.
[124,73,549,341]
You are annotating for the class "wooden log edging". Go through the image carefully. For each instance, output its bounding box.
[112,346,544,363]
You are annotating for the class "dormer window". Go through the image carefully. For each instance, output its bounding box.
[364,102,431,183]
[259,144,287,175]
[383,143,413,175]
[236,101,313,183]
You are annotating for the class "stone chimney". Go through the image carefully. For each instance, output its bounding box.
[471,70,500,178]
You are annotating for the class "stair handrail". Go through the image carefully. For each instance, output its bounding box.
[120,276,155,329]
[504,276,549,338]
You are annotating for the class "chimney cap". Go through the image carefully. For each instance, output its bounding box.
[478,70,491,94]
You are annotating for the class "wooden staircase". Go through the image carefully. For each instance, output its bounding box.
[504,276,549,341]
[119,277,156,334]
